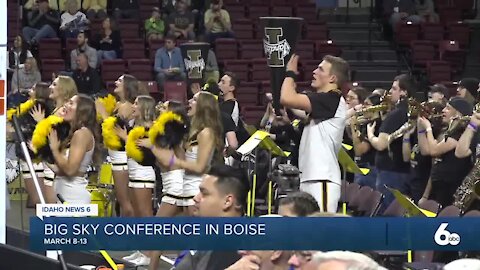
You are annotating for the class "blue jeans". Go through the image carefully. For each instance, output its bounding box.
[354,165,378,190]
[376,170,411,214]
[97,50,117,67]
[206,31,235,45]
[22,24,57,43]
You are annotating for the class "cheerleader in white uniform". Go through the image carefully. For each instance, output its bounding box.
[48,94,99,204]
[154,91,224,215]
[98,74,139,216]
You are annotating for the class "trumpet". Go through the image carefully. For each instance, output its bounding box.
[353,94,393,125]
[388,99,444,143]
[445,102,480,137]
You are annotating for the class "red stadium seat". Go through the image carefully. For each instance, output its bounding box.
[142,81,160,100]
[315,40,342,58]
[215,38,238,60]
[101,59,126,81]
[394,22,420,47]
[118,19,140,39]
[439,8,462,24]
[122,38,146,59]
[164,81,187,103]
[438,40,466,74]
[225,3,246,18]
[421,23,445,42]
[295,4,318,22]
[236,82,260,107]
[247,5,270,20]
[410,40,436,67]
[251,59,270,82]
[426,60,451,83]
[232,19,255,40]
[446,22,470,48]
[149,39,164,61]
[41,59,66,81]
[241,105,265,125]
[304,22,328,40]
[238,40,264,59]
[38,38,62,59]
[270,6,293,17]
[296,40,315,60]
[224,60,251,82]
[128,59,153,81]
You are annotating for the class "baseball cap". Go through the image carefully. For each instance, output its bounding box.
[458,78,480,99]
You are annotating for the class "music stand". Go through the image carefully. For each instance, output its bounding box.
[338,144,370,215]
[237,128,288,216]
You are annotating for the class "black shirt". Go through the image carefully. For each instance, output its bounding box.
[375,99,410,173]
[93,31,122,55]
[355,118,381,166]
[430,129,476,185]
[27,10,60,29]
[72,67,102,95]
[221,112,236,142]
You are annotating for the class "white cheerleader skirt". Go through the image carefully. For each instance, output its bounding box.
[54,175,91,204]
[127,158,156,189]
[108,149,128,171]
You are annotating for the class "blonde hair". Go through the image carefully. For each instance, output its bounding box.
[311,251,386,270]
[135,95,157,126]
[57,75,78,101]
[308,212,351,217]
[25,57,38,72]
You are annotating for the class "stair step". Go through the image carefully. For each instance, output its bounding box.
[328,22,377,29]
[329,30,377,41]
[353,69,400,81]
[348,60,405,68]
[341,49,398,61]
[355,81,393,90]
[321,14,372,23]
[334,40,390,48]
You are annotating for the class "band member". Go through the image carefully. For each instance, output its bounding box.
[367,74,413,212]
[419,97,475,207]
[99,74,139,216]
[280,54,350,213]
[48,94,99,204]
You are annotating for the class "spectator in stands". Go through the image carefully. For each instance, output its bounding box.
[428,83,448,103]
[70,30,97,70]
[383,0,422,29]
[92,17,121,65]
[305,251,386,270]
[72,53,102,95]
[205,49,219,83]
[278,191,320,217]
[227,250,292,270]
[204,0,234,44]
[83,0,107,20]
[162,0,192,15]
[48,0,80,12]
[11,57,41,93]
[145,7,165,42]
[456,78,480,106]
[171,164,246,270]
[7,35,33,77]
[60,0,89,39]
[154,35,186,91]
[22,0,60,45]
[112,0,140,20]
[168,0,196,40]
[415,0,439,23]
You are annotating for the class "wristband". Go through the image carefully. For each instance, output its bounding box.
[468,122,478,131]
[169,154,175,168]
[403,138,410,143]
[426,127,432,133]
[418,129,426,134]
[285,70,297,81]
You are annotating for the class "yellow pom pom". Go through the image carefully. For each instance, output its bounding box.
[102,116,122,150]
[7,99,36,121]
[126,126,147,163]
[31,115,64,153]
[97,94,117,121]
[149,111,184,145]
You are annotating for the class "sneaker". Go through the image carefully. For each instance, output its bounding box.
[130,253,151,266]
[122,251,141,261]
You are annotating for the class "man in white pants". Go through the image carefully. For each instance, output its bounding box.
[280,54,349,213]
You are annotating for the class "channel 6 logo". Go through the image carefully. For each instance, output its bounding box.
[434,223,461,246]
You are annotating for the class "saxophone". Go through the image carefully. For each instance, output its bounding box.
[453,159,480,211]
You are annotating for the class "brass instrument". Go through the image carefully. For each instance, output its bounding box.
[445,102,480,138]
[353,93,393,125]
[388,99,443,143]
[453,160,480,211]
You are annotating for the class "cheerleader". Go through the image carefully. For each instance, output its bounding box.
[7,82,55,204]
[154,91,224,214]
[35,76,78,198]
[98,74,139,216]
[48,94,99,204]
[147,100,189,270]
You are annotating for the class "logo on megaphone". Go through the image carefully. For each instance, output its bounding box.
[264,28,292,67]
[184,50,205,80]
